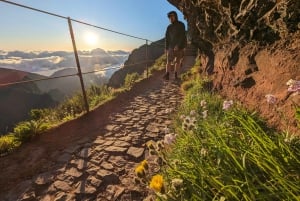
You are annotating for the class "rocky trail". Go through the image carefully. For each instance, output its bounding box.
[0,56,196,201]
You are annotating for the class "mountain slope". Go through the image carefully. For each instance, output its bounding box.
[0,68,56,134]
[108,39,165,88]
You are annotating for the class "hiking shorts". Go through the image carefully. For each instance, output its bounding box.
[166,48,184,65]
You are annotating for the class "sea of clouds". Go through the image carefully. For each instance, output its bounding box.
[0,49,129,77]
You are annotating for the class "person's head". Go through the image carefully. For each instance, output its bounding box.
[167,11,178,23]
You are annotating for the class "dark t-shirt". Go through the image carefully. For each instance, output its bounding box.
[165,21,187,50]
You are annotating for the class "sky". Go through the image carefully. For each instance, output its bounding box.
[0,0,185,51]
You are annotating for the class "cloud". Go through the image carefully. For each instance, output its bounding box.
[0,49,129,77]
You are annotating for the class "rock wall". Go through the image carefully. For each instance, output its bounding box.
[167,0,300,132]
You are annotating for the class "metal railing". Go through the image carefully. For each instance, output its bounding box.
[0,0,165,113]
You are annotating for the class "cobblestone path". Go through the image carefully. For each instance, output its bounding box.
[4,81,183,201]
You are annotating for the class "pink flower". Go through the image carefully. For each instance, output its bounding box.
[223,100,233,110]
[164,134,176,145]
[265,94,277,104]
[286,79,300,93]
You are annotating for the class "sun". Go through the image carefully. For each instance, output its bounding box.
[84,32,98,46]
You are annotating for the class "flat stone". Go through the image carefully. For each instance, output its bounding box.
[53,181,72,192]
[127,147,145,159]
[146,132,160,138]
[97,170,119,184]
[118,136,132,142]
[103,140,114,146]
[101,161,114,170]
[105,125,117,131]
[34,172,53,185]
[40,195,51,201]
[115,117,131,122]
[93,138,106,145]
[106,185,125,200]
[87,176,103,188]
[54,192,75,201]
[104,146,127,153]
[108,156,127,167]
[86,165,100,175]
[75,181,97,194]
[113,140,130,147]
[65,167,83,178]
[146,124,160,133]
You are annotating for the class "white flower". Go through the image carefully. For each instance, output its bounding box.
[223,100,233,110]
[200,100,207,108]
[200,148,208,157]
[202,110,208,119]
[286,79,296,86]
[190,116,197,125]
[171,178,183,190]
[265,94,277,104]
[190,110,197,116]
[164,134,176,145]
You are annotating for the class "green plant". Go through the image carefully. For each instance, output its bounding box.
[296,107,300,127]
[14,120,50,142]
[0,134,20,155]
[124,72,140,89]
[154,67,300,200]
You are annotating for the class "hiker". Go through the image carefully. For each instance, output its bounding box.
[163,11,187,80]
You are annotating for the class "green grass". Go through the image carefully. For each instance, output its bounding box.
[155,67,300,200]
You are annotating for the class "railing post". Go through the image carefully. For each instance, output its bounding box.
[67,17,90,113]
[146,39,149,78]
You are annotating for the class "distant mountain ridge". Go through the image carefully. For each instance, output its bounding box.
[108,39,165,88]
[0,68,56,135]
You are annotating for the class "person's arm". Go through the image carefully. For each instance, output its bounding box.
[165,26,170,51]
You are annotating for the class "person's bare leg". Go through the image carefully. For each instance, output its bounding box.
[174,61,180,79]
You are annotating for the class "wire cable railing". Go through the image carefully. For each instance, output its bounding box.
[0,0,165,113]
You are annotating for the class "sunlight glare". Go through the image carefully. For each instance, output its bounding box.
[84,32,98,46]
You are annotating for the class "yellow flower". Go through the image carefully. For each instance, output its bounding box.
[149,174,164,193]
[141,160,149,170]
[135,165,145,178]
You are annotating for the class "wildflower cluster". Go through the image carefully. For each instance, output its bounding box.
[286,79,300,95]
[181,110,197,131]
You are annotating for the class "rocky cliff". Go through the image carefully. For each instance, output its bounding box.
[167,0,300,132]
[108,39,165,88]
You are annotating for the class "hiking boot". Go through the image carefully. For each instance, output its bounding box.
[175,72,178,80]
[163,72,169,80]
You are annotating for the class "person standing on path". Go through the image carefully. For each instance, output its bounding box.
[163,11,187,80]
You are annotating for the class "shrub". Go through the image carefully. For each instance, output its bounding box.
[14,120,49,142]
[124,72,140,89]
[0,134,20,155]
